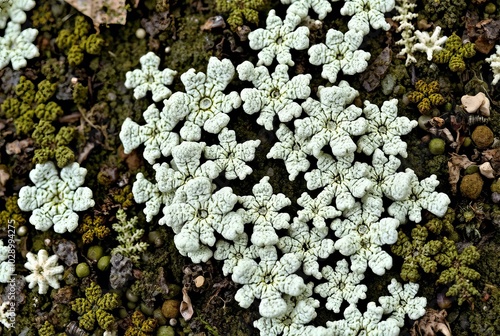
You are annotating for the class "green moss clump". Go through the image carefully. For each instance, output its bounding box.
[215,0,267,30]
[71,282,121,331]
[55,15,104,67]
[0,195,26,228]
[31,120,76,168]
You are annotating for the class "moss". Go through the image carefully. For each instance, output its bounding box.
[215,0,268,31]
[31,120,76,168]
[460,173,484,200]
[0,195,26,228]
[55,15,104,67]
[471,125,494,149]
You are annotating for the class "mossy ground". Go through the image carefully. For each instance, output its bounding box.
[1,0,500,335]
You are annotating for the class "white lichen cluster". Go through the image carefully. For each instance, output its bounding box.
[486,45,500,85]
[412,26,448,61]
[17,161,95,234]
[0,239,15,283]
[24,249,64,295]
[0,0,38,70]
[392,0,418,65]
[119,3,452,335]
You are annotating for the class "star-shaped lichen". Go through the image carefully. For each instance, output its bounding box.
[412,26,448,61]
[204,128,261,180]
[172,57,241,141]
[294,82,367,158]
[237,61,311,130]
[357,99,417,158]
[248,10,310,66]
[314,259,367,313]
[71,282,120,331]
[308,29,370,84]
[238,176,291,247]
[266,124,311,181]
[278,218,335,279]
[124,51,177,102]
[124,310,157,336]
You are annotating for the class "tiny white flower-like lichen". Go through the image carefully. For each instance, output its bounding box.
[0,300,15,329]
[296,189,341,229]
[248,10,309,66]
[304,153,373,211]
[214,233,258,276]
[485,45,500,85]
[124,51,177,102]
[204,128,261,180]
[238,176,292,247]
[237,61,311,130]
[378,279,427,327]
[412,26,448,61]
[357,99,418,158]
[327,302,400,336]
[308,29,370,84]
[111,209,149,265]
[0,21,39,70]
[0,0,35,29]
[24,249,64,294]
[132,172,174,222]
[294,82,367,158]
[155,141,219,196]
[314,259,367,313]
[387,172,450,224]
[277,217,335,279]
[267,124,311,181]
[160,177,243,263]
[340,0,395,36]
[119,103,183,165]
[232,246,306,318]
[18,161,95,234]
[281,0,339,20]
[171,57,241,141]
[0,240,14,283]
[254,283,330,336]
[331,203,399,275]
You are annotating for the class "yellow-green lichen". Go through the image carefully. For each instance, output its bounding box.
[76,214,111,245]
[124,310,157,336]
[407,79,446,115]
[433,33,476,72]
[71,282,121,332]
[215,0,267,31]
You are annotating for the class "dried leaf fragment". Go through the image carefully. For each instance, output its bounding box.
[180,287,194,321]
[64,0,127,29]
